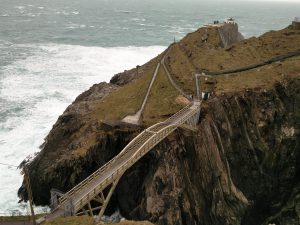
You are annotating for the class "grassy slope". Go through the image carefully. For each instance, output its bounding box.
[44,24,300,159]
[90,63,154,122]
[44,216,94,225]
[59,55,161,157]
[214,55,300,94]
[0,214,44,222]
[142,66,185,125]
[165,25,300,94]
[164,44,196,95]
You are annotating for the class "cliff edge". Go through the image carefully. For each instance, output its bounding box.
[18,22,300,225]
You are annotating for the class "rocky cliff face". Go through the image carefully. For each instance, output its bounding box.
[19,77,300,225]
[18,23,300,225]
[115,78,299,225]
[218,22,244,48]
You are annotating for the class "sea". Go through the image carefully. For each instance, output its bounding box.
[0,0,299,215]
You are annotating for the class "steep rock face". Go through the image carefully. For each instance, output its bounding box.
[18,82,121,204]
[19,77,299,225]
[218,22,244,48]
[118,78,299,225]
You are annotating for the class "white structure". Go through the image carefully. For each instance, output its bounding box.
[292,17,300,29]
[201,92,210,100]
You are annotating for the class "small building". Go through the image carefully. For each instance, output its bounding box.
[225,17,235,24]
[292,17,300,29]
[201,92,210,100]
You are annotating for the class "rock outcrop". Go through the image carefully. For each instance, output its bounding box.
[218,22,244,48]
[116,78,299,225]
[18,22,300,225]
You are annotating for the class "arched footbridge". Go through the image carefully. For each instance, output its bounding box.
[42,100,201,223]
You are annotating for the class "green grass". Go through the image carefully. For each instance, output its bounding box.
[164,26,300,95]
[43,25,300,159]
[214,56,300,94]
[90,61,156,122]
[165,44,196,94]
[44,216,94,225]
[142,65,187,125]
[0,214,44,222]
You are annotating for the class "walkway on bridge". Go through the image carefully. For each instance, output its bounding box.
[42,100,201,224]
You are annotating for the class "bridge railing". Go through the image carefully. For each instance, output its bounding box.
[74,125,177,211]
[58,102,200,209]
[73,104,201,211]
[58,123,170,206]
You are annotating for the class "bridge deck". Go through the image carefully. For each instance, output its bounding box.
[43,101,201,223]
[79,103,197,203]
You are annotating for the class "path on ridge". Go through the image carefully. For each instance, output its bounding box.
[161,50,191,100]
[46,47,300,223]
[122,62,161,124]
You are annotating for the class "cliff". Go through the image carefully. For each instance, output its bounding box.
[18,22,300,225]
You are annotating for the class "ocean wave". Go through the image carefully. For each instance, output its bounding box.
[66,23,87,29]
[55,11,70,16]
[25,13,36,17]
[139,23,155,27]
[14,6,25,10]
[0,44,166,212]
[0,40,13,46]
[131,17,146,22]
[115,10,134,14]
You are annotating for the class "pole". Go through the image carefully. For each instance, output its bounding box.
[195,74,201,100]
[24,166,36,225]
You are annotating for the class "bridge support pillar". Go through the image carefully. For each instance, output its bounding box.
[50,102,202,223]
[95,176,122,223]
[64,198,74,217]
[50,189,64,210]
[179,110,200,131]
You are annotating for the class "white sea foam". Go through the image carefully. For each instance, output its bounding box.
[66,23,87,29]
[115,10,134,14]
[0,44,166,213]
[14,6,25,10]
[132,18,146,22]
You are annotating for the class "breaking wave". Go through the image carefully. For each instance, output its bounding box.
[0,43,165,213]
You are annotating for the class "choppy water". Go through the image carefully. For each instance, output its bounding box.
[0,0,299,214]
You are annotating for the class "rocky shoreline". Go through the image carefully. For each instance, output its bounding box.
[18,21,300,225]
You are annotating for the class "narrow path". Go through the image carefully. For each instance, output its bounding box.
[122,63,161,125]
[203,49,300,76]
[161,50,191,100]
